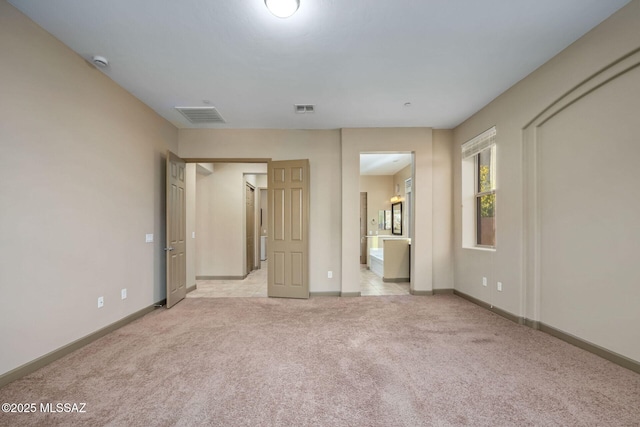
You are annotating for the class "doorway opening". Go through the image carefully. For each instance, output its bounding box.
[359,152,414,296]
[172,157,310,301]
[186,161,269,298]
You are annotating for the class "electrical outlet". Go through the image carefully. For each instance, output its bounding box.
[121,288,127,300]
[482,277,487,287]
[497,282,503,292]
[97,296,104,308]
[328,271,333,279]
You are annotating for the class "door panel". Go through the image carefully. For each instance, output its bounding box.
[166,151,187,308]
[291,252,303,286]
[273,188,285,240]
[268,159,309,299]
[291,188,303,241]
[274,252,286,286]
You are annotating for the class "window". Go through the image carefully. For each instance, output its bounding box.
[462,127,496,249]
[475,145,496,246]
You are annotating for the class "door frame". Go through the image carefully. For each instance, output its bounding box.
[356,151,417,294]
[256,186,268,269]
[359,192,368,264]
[245,181,256,276]
[181,158,271,293]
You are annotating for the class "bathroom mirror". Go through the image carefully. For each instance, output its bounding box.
[378,210,391,230]
[392,202,402,235]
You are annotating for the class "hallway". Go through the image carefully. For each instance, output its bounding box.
[188,262,268,298]
[188,262,409,298]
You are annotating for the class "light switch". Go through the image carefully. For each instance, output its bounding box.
[145,234,153,243]
[192,232,196,239]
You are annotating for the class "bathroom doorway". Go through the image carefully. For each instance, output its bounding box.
[359,152,413,296]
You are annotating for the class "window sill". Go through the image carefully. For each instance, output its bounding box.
[462,246,496,252]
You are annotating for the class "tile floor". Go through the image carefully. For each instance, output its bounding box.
[360,265,410,296]
[187,262,409,298]
[187,262,268,298]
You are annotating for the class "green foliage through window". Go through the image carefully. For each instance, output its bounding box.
[479,164,495,218]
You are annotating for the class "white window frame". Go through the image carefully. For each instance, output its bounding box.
[462,127,497,251]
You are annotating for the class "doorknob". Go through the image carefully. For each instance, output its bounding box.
[164,247,174,251]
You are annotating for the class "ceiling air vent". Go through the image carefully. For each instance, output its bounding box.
[175,107,226,124]
[294,104,315,114]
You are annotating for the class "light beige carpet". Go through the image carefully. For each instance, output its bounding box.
[1,295,639,426]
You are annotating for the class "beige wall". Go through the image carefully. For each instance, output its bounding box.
[359,175,394,236]
[433,130,454,290]
[453,0,640,362]
[179,129,343,293]
[194,163,267,278]
[181,128,453,296]
[0,1,178,376]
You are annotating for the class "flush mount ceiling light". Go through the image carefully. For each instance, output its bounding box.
[265,0,300,18]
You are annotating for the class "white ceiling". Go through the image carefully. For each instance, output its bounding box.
[8,0,630,130]
[360,153,412,176]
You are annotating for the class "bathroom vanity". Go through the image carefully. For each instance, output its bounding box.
[366,236,410,282]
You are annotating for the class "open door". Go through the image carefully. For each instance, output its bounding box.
[165,151,186,308]
[268,159,309,299]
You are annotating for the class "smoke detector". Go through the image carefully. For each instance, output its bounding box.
[92,55,109,68]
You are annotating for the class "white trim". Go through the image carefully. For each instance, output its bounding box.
[461,126,496,159]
